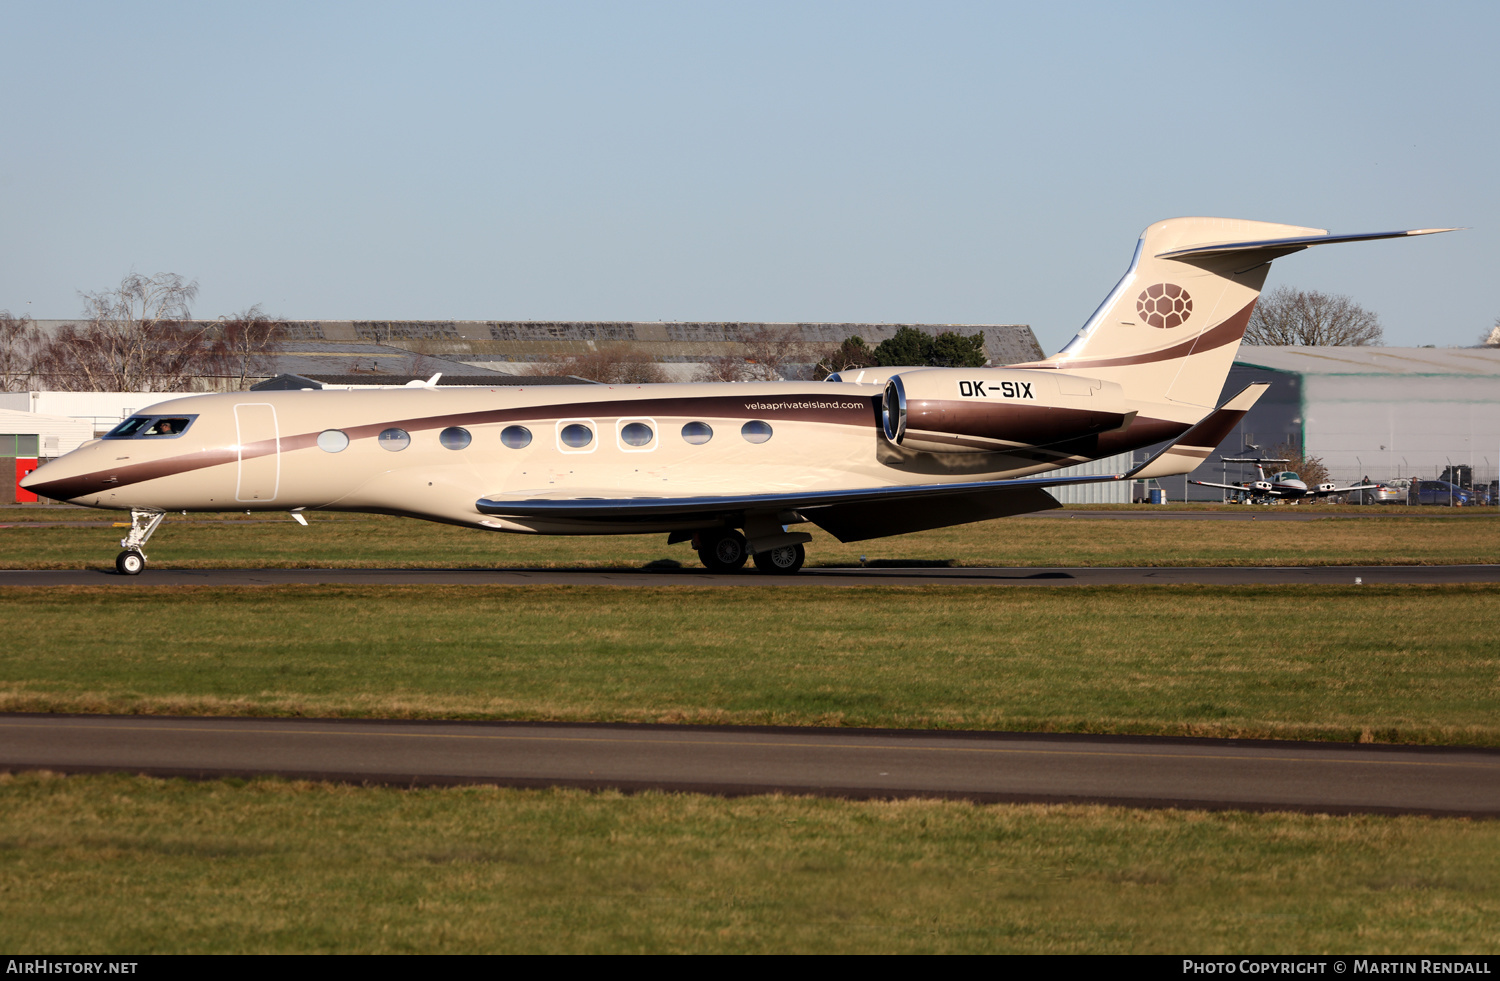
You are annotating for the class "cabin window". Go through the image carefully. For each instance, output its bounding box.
[439,427,472,450]
[378,428,410,452]
[501,425,532,449]
[681,421,713,445]
[317,430,350,453]
[619,422,654,447]
[741,420,773,444]
[560,423,593,448]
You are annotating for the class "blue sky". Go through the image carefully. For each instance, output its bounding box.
[2,1,1495,354]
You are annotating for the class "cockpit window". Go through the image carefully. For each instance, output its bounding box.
[105,417,152,439]
[103,415,196,439]
[143,418,192,437]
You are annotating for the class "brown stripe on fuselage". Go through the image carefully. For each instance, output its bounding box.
[32,393,880,498]
[26,445,243,500]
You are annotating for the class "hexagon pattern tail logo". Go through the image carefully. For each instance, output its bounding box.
[1136,283,1192,328]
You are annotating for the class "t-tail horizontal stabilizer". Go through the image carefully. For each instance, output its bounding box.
[1126,383,1271,481]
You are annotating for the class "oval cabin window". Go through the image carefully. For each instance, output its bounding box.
[317,430,350,453]
[378,428,410,452]
[560,424,593,448]
[681,422,713,445]
[740,420,773,444]
[620,422,654,447]
[439,427,472,450]
[500,426,532,449]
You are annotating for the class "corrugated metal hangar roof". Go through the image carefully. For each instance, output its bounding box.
[1234,346,1500,376]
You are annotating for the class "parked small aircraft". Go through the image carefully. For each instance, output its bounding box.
[22,218,1454,573]
[1191,458,1377,503]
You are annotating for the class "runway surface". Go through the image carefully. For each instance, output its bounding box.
[2,714,1495,816]
[2,564,1498,587]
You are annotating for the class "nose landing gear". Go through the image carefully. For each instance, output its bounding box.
[115,509,165,575]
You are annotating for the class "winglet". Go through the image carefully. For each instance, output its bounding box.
[1126,383,1271,480]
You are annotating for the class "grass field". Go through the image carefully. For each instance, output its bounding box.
[2,772,1497,954]
[2,504,1498,569]
[5,505,1498,953]
[3,583,1497,744]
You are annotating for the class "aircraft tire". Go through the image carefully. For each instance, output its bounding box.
[116,550,145,575]
[752,543,805,574]
[698,530,748,573]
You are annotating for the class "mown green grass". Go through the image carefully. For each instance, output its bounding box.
[3,584,1496,744]
[2,772,1496,953]
[2,505,1497,569]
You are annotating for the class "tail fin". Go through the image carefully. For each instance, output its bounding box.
[1031,217,1456,408]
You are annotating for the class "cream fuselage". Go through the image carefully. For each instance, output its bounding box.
[25,375,1194,535]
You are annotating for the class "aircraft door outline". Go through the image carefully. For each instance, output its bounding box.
[234,402,280,502]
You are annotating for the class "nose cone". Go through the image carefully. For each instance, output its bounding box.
[18,455,98,502]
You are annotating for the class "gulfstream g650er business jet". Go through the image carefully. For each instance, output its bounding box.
[22,218,1453,574]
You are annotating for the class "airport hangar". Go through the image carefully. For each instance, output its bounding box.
[1154,346,1500,503]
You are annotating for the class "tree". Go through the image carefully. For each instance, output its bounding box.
[34,272,214,391]
[814,335,877,380]
[1271,441,1331,492]
[0,310,38,392]
[927,330,987,368]
[1245,287,1383,346]
[872,326,988,367]
[213,305,285,389]
[873,326,930,366]
[693,326,810,382]
[547,347,667,384]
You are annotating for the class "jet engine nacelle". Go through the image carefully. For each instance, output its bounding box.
[882,368,1131,454]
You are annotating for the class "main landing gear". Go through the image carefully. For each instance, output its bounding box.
[696,529,748,573]
[693,529,808,575]
[752,542,806,574]
[115,509,165,575]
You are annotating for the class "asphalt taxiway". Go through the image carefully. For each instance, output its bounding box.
[2,714,1494,817]
[1,564,1497,587]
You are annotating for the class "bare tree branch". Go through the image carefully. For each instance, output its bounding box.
[544,346,667,384]
[212,304,285,389]
[33,273,217,391]
[1245,286,1384,346]
[0,311,38,392]
[814,335,878,380]
[693,326,809,382]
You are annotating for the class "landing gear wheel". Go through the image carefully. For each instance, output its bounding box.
[698,530,748,573]
[116,550,145,575]
[753,543,805,574]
